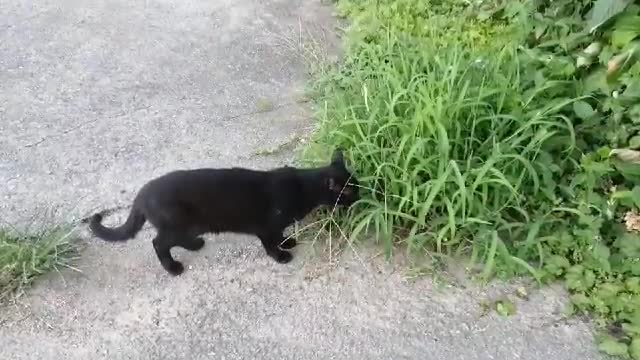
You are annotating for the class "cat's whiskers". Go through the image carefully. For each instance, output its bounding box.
[316,173,365,268]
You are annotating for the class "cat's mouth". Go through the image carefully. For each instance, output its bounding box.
[336,193,359,206]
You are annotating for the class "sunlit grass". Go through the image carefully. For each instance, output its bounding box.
[304,30,581,279]
[0,224,80,302]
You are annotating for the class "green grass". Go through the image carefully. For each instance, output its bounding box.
[306,26,579,276]
[302,0,640,358]
[0,224,80,302]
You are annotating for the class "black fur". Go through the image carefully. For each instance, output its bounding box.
[88,150,360,275]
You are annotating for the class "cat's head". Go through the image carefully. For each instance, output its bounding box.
[322,149,360,207]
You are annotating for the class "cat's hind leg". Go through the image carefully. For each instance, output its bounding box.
[175,227,206,251]
[148,206,204,273]
[179,236,205,251]
[152,231,185,275]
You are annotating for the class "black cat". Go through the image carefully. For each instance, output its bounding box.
[88,150,360,275]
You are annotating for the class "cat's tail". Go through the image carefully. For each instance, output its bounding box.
[88,207,146,242]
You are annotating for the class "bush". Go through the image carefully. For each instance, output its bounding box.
[305,0,640,357]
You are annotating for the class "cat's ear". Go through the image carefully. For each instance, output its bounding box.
[331,149,344,166]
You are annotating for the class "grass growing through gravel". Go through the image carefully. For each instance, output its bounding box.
[302,0,640,358]
[0,224,79,302]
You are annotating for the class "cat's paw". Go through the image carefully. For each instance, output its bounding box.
[273,251,293,264]
[166,261,185,276]
[280,237,297,250]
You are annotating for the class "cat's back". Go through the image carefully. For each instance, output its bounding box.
[144,167,267,193]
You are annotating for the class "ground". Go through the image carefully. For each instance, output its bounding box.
[0,0,610,359]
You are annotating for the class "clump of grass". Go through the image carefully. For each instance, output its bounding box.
[308,33,577,276]
[0,224,80,302]
[269,17,338,79]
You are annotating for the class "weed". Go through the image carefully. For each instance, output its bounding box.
[0,224,80,303]
[269,17,337,79]
[495,297,518,317]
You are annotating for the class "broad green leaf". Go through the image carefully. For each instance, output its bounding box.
[582,68,609,94]
[495,299,517,316]
[600,45,616,65]
[612,156,640,182]
[631,337,640,360]
[588,0,633,33]
[624,323,640,336]
[630,308,640,323]
[534,24,547,40]
[612,14,640,47]
[598,337,629,356]
[630,104,640,124]
[596,282,623,299]
[566,265,588,291]
[544,255,571,276]
[570,292,591,309]
[613,233,640,257]
[613,187,640,208]
[573,100,595,119]
[622,80,640,100]
[584,269,597,289]
[615,14,640,33]
[546,55,576,77]
[613,29,640,48]
[630,136,640,149]
[593,243,612,272]
[627,277,640,293]
[598,146,613,158]
[633,186,640,207]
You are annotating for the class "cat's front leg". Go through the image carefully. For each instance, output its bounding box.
[257,231,293,264]
[279,236,297,250]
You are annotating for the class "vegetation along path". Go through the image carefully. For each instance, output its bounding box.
[0,0,610,359]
